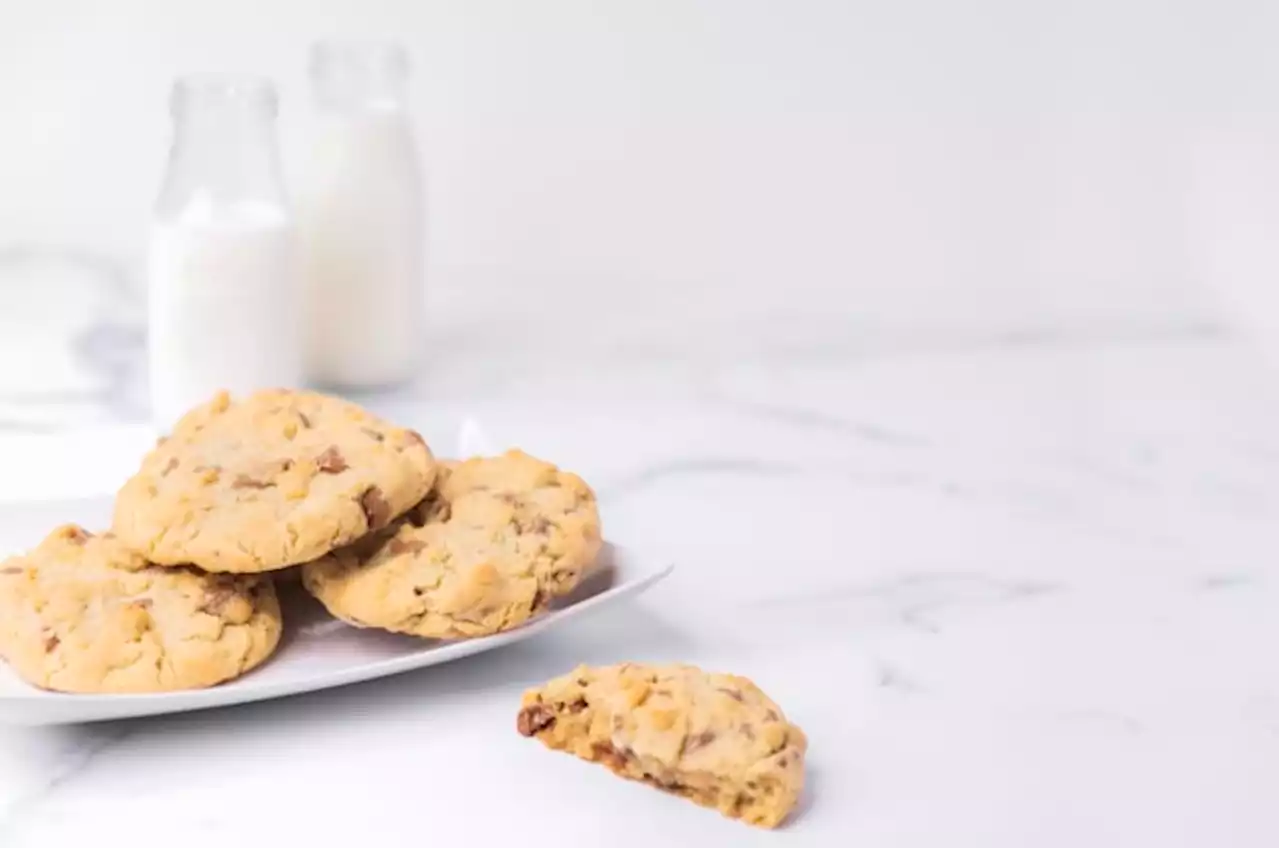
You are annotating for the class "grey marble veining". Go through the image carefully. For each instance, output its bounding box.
[0,267,1273,846]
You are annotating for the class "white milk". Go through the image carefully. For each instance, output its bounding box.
[148,198,300,430]
[149,76,298,431]
[297,110,425,388]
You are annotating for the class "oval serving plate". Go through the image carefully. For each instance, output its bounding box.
[0,420,672,725]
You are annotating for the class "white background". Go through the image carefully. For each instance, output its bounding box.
[0,0,1275,358]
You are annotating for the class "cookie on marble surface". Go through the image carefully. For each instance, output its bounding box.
[516,662,807,829]
[113,389,437,573]
[301,450,601,639]
[0,525,281,693]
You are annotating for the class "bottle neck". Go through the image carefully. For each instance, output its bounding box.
[172,119,282,187]
[310,41,410,114]
[156,77,288,219]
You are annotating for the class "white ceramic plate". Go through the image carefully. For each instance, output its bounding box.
[0,420,673,725]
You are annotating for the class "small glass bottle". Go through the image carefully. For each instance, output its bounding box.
[297,41,426,389]
[148,76,299,431]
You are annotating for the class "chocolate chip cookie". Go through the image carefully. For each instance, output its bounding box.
[301,450,601,639]
[113,389,437,573]
[517,663,807,829]
[0,525,281,693]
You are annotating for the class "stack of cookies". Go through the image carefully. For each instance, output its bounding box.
[0,388,602,695]
[0,388,809,829]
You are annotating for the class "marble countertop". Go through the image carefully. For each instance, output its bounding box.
[0,329,1274,847]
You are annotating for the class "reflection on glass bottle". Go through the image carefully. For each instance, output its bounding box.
[298,41,426,390]
[148,76,300,431]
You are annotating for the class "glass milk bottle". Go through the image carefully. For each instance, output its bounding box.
[148,76,300,431]
[297,41,426,389]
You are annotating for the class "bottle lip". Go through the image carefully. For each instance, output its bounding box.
[170,75,279,119]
